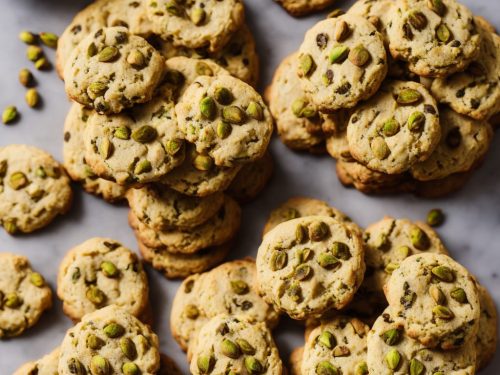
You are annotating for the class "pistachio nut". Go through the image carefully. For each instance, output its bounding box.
[134,160,152,175]
[334,20,350,42]
[291,99,316,118]
[348,45,370,67]
[246,101,264,121]
[3,219,18,235]
[230,280,249,295]
[87,334,105,350]
[40,32,58,48]
[316,33,329,49]
[316,361,339,375]
[371,136,390,160]
[429,285,446,304]
[433,305,455,320]
[25,88,39,108]
[34,57,50,70]
[409,11,428,30]
[166,0,181,15]
[217,121,232,139]
[288,282,302,302]
[166,139,183,155]
[103,322,125,338]
[436,24,452,43]
[309,221,329,241]
[410,358,425,375]
[333,345,350,357]
[294,264,312,281]
[381,118,400,137]
[329,45,349,64]
[0,160,7,176]
[2,106,18,124]
[19,68,34,87]
[244,356,263,374]
[427,208,444,227]
[317,331,335,349]
[431,265,455,282]
[355,361,368,375]
[297,248,313,263]
[382,328,401,345]
[318,253,340,269]
[88,43,98,58]
[327,9,345,18]
[122,362,140,375]
[27,45,43,61]
[9,172,28,190]
[428,0,446,16]
[98,46,119,62]
[332,242,350,260]
[86,286,106,306]
[114,126,131,140]
[410,226,430,250]
[191,8,206,25]
[68,358,86,375]
[127,49,146,69]
[296,224,308,243]
[214,87,234,105]
[197,354,215,374]
[396,89,422,105]
[90,355,110,375]
[222,106,246,124]
[30,272,45,287]
[385,349,401,370]
[100,261,119,278]
[19,31,37,45]
[88,81,108,98]
[5,292,22,308]
[196,62,214,76]
[236,338,256,355]
[384,263,399,274]
[450,288,468,303]
[398,246,411,259]
[193,154,213,171]
[132,125,158,143]
[99,138,113,160]
[120,337,138,360]
[270,251,287,271]
[221,338,241,359]
[185,304,199,319]
[298,54,315,77]
[407,111,425,132]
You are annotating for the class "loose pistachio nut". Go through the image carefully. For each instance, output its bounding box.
[191,8,206,26]
[122,362,140,375]
[214,87,234,105]
[40,32,58,48]
[217,121,232,139]
[90,355,110,375]
[98,46,119,62]
[34,57,50,71]
[427,208,444,227]
[385,348,401,370]
[397,89,422,105]
[221,338,241,359]
[30,272,45,287]
[316,361,339,375]
[222,106,246,124]
[371,136,390,160]
[19,31,37,45]
[246,101,264,121]
[127,49,146,69]
[381,118,400,137]
[348,45,370,67]
[409,226,430,250]
[132,125,158,143]
[197,354,215,374]
[410,358,425,375]
[244,356,263,374]
[431,265,455,282]
[407,111,425,132]
[433,305,455,320]
[100,260,119,278]
[26,45,43,62]
[19,68,34,87]
[2,106,18,124]
[329,45,349,64]
[317,330,335,349]
[9,171,28,190]
[193,154,213,171]
[86,286,106,306]
[298,53,315,77]
[230,280,249,295]
[25,88,39,108]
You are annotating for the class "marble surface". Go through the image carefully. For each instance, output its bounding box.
[0,0,499,373]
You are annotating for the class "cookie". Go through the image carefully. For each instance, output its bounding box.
[275,0,335,17]
[161,143,241,197]
[262,197,355,236]
[64,26,165,114]
[137,239,230,279]
[189,315,283,375]
[474,15,497,35]
[58,305,160,375]
[297,14,388,112]
[301,317,369,375]
[84,85,185,185]
[0,253,52,338]
[430,27,500,120]
[127,184,224,231]
[226,151,274,203]
[0,144,73,234]
[13,347,60,375]
[387,0,481,77]
[347,0,396,44]
[159,353,183,375]
[347,80,441,174]
[57,237,149,322]
[146,0,245,52]
[476,284,498,371]
[256,216,365,319]
[325,110,354,161]
[266,53,326,152]
[410,107,493,181]
[289,347,304,375]
[63,103,128,203]
[385,253,480,350]
[175,74,274,167]
[413,170,474,198]
[129,195,241,254]
[367,308,477,374]
[170,259,280,351]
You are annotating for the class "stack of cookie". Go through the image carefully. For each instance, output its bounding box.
[267,0,499,197]
[257,196,497,373]
[58,0,275,277]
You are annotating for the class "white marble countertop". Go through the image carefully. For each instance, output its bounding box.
[0,0,498,373]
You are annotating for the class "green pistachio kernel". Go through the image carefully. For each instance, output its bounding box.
[185,304,199,319]
[34,57,50,70]
[316,361,339,375]
[40,32,58,48]
[294,264,312,281]
[214,87,234,105]
[385,349,401,370]
[5,292,22,308]
[288,282,302,302]
[222,106,246,124]
[297,248,313,263]
[334,20,350,42]
[436,23,452,43]
[166,139,183,155]
[99,138,113,160]
[127,49,146,69]
[199,96,217,120]
[246,101,264,121]
[68,358,86,375]
[86,286,106,306]
[196,62,214,76]
[244,356,263,374]
[103,322,125,338]
[333,346,350,357]
[450,288,468,303]
[132,125,158,143]
[428,0,446,15]
[355,361,368,375]
[398,246,411,259]
[19,31,37,44]
[230,280,249,295]
[30,272,45,287]
[100,261,119,278]
[371,136,390,160]
[429,285,446,304]
[410,226,430,250]
[193,154,214,171]
[191,8,206,25]
[270,251,287,271]
[122,362,140,375]
[433,305,455,320]
[98,46,119,62]
[25,88,39,108]
[296,224,308,243]
[409,11,428,30]
[329,45,349,64]
[88,81,108,98]
[3,219,18,235]
[332,242,351,260]
[114,126,131,140]
[410,358,425,375]
[19,68,34,87]
[382,328,401,346]
[236,338,256,355]
[431,265,455,282]
[217,121,232,139]
[317,331,336,349]
[0,160,7,176]
[166,0,181,15]
[381,118,400,137]
[90,355,110,375]
[407,111,426,132]
[384,263,399,274]
[2,106,18,124]
[298,53,315,77]
[318,253,340,269]
[134,160,152,175]
[87,334,104,350]
[197,354,215,374]
[27,45,43,61]
[309,221,329,241]
[221,338,241,359]
[348,45,370,67]
[9,172,28,190]
[396,89,422,105]
[120,337,137,360]
[87,42,98,58]
[427,208,444,227]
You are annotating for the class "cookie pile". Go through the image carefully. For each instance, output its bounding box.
[257,196,497,374]
[267,0,499,197]
[58,0,274,277]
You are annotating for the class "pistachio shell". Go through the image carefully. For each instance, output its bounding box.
[427,209,444,227]
[329,45,349,64]
[98,46,119,62]
[385,349,401,370]
[19,31,37,44]
[103,322,125,338]
[214,87,234,105]
[2,106,18,124]
[30,272,45,287]
[222,106,246,124]
[132,125,158,143]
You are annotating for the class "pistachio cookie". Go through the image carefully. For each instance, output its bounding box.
[289,347,304,375]
[410,108,493,181]
[161,143,241,197]
[413,170,474,198]
[347,0,396,44]
[189,315,283,375]
[385,253,481,350]
[325,110,355,161]
[297,14,388,112]
[275,0,335,17]
[256,216,365,319]
[159,353,183,375]
[0,253,52,338]
[367,308,477,374]
[176,74,274,167]
[137,238,230,279]
[64,26,165,114]
[0,144,73,234]
[347,80,441,174]
[301,317,369,375]
[226,151,274,203]
[147,0,245,52]
[57,238,149,322]
[84,86,185,185]
[127,184,224,231]
[266,53,326,152]
[58,305,160,375]
[430,27,500,120]
[63,103,128,203]
[13,347,60,375]
[387,0,481,77]
[170,259,280,351]
[130,195,241,254]
[476,284,498,370]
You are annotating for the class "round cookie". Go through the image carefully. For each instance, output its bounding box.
[413,170,474,198]
[84,86,185,185]
[474,15,497,35]
[127,184,224,231]
[262,197,355,236]
[146,0,245,52]
[57,238,149,321]
[64,26,165,114]
[431,27,500,120]
[476,284,498,371]
[297,14,388,112]
[175,74,274,167]
[58,305,160,375]
[275,0,335,17]
[387,0,481,77]
[13,347,60,375]
[189,315,283,375]
[385,253,481,350]
[0,144,73,234]
[325,110,354,161]
[266,53,327,152]
[161,143,241,197]
[347,80,441,174]
[226,151,274,203]
[256,216,365,320]
[289,347,304,375]
[129,195,241,254]
[367,308,477,374]
[170,259,280,351]
[63,103,128,203]
[410,108,493,181]
[159,353,183,375]
[301,317,369,375]
[347,0,396,44]
[0,253,52,338]
[137,239,231,279]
